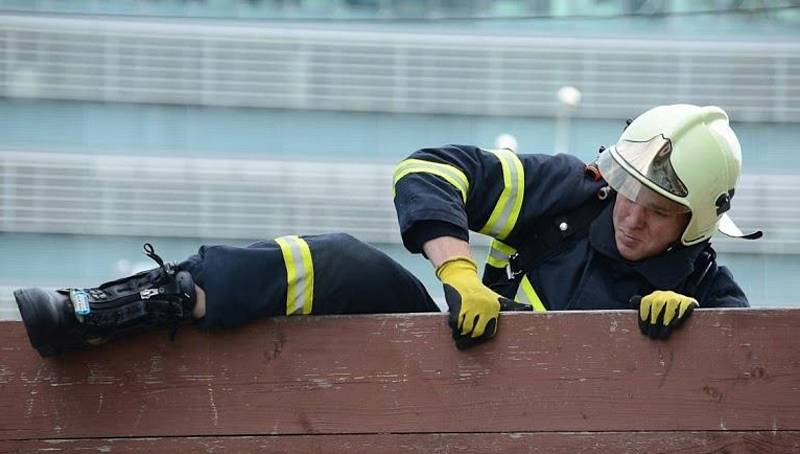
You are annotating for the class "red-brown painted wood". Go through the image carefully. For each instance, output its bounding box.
[0,309,798,440]
[1,432,799,454]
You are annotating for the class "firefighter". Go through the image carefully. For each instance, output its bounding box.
[393,104,760,348]
[13,104,759,356]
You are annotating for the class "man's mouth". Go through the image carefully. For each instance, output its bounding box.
[619,230,640,246]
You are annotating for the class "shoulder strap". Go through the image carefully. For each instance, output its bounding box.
[505,186,612,281]
[681,244,717,298]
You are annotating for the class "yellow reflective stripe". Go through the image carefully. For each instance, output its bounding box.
[275,235,314,316]
[486,239,517,268]
[393,159,469,203]
[479,148,525,240]
[517,275,547,313]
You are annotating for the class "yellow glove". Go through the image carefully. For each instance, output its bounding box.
[634,290,699,340]
[437,256,528,349]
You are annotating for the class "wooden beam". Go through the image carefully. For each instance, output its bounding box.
[0,309,798,442]
[2,432,799,453]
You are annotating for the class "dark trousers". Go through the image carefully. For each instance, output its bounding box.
[180,233,438,329]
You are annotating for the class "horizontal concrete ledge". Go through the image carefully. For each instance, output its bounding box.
[0,309,799,443]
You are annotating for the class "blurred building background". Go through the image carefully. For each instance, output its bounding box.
[1,0,799,318]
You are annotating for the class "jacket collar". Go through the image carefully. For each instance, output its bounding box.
[588,199,708,289]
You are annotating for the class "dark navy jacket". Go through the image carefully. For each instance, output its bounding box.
[393,144,748,310]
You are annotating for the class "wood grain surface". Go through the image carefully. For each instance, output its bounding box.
[0,309,798,448]
[1,432,798,454]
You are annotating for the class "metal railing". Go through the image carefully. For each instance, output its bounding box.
[0,150,402,243]
[0,150,795,254]
[0,15,798,122]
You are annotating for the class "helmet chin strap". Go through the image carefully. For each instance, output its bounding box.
[718,214,763,240]
[665,238,690,253]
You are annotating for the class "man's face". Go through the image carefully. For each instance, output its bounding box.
[612,192,690,262]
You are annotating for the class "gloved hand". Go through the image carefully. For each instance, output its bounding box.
[631,290,699,340]
[436,256,530,349]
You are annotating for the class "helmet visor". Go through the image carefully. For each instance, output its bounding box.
[610,135,688,198]
[598,149,691,214]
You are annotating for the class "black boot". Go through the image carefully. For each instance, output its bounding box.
[14,243,197,357]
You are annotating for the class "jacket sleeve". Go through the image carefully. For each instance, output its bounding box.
[393,144,599,254]
[697,265,750,308]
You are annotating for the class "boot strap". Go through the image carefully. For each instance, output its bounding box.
[65,279,188,327]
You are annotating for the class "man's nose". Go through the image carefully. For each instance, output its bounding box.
[627,204,648,228]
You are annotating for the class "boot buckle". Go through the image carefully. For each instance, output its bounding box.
[140,288,161,299]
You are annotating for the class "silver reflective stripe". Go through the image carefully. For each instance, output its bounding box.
[489,245,510,263]
[275,235,314,316]
[516,284,532,305]
[480,148,524,240]
[516,275,547,312]
[393,159,470,203]
[486,239,516,268]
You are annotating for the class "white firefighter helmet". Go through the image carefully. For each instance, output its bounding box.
[597,104,761,246]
